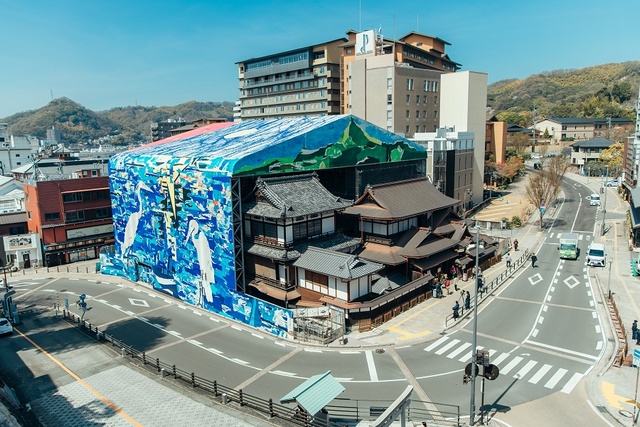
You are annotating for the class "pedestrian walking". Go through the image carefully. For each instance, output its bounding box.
[505,253,512,269]
[453,276,459,291]
[452,301,460,320]
[632,320,638,342]
[434,282,441,299]
[531,254,538,268]
[445,278,451,295]
[513,239,519,251]
[465,290,471,310]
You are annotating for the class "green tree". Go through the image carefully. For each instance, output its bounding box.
[496,110,525,126]
[599,142,624,176]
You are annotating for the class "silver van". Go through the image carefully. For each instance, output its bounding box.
[586,243,606,267]
[589,194,601,206]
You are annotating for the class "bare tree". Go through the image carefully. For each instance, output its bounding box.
[524,156,569,229]
[508,133,530,157]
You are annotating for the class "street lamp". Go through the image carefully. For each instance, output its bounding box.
[469,224,481,425]
[607,256,613,301]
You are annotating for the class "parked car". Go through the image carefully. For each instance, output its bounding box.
[531,153,542,159]
[0,317,13,336]
[605,179,619,187]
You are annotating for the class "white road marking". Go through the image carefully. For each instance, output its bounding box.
[545,368,568,388]
[424,336,449,352]
[492,353,510,366]
[589,300,594,307]
[500,357,523,375]
[447,342,472,359]
[188,340,202,346]
[304,348,322,353]
[231,358,249,365]
[271,370,296,376]
[231,325,242,331]
[168,330,182,337]
[152,323,164,329]
[550,286,555,292]
[435,339,460,355]
[562,373,583,394]
[339,350,361,354]
[525,339,598,361]
[123,310,134,316]
[592,312,597,318]
[532,329,539,337]
[459,346,483,363]
[251,333,264,339]
[587,291,592,297]
[542,305,548,312]
[538,317,544,324]
[365,350,379,382]
[596,341,603,350]
[595,325,601,334]
[528,364,552,384]
[514,360,538,379]
[207,348,223,354]
[192,310,202,316]
[112,305,121,309]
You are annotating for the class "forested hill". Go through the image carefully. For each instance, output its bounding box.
[488,61,640,125]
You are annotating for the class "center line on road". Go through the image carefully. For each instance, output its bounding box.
[365,350,379,382]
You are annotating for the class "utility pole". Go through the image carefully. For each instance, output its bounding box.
[532,104,537,153]
[602,165,609,235]
[469,224,481,425]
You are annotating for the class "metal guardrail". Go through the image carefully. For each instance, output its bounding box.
[61,310,462,426]
[444,249,531,327]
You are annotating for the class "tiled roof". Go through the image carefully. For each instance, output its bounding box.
[293,247,383,280]
[570,138,615,148]
[356,242,405,266]
[0,212,26,225]
[395,228,458,258]
[410,249,459,271]
[343,178,459,219]
[245,173,352,218]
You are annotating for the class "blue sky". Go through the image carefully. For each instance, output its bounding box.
[2,0,638,118]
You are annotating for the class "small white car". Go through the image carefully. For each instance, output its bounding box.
[0,317,13,335]
[586,243,606,267]
[589,194,601,206]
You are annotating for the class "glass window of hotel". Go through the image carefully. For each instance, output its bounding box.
[416,95,420,103]
[405,126,410,133]
[406,95,410,103]
[433,81,438,92]
[406,110,410,118]
[387,111,392,119]
[423,110,427,118]
[406,79,414,91]
[416,110,420,118]
[387,77,392,88]
[387,94,392,104]
[45,212,60,221]
[423,80,428,91]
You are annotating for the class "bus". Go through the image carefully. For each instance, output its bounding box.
[558,233,579,259]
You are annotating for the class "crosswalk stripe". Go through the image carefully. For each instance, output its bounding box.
[424,336,449,352]
[561,372,583,394]
[529,364,553,384]
[447,342,472,359]
[435,339,460,355]
[492,352,510,366]
[459,346,483,363]
[514,360,538,379]
[500,356,522,375]
[544,368,568,389]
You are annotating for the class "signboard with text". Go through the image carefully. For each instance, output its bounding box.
[66,224,114,240]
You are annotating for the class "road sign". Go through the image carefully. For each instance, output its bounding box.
[484,364,500,380]
[633,349,640,367]
[465,362,479,377]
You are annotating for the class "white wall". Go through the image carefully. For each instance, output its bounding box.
[440,71,488,207]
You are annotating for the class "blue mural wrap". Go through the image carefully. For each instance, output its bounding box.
[104,115,424,338]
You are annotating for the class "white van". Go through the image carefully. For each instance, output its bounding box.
[586,243,606,267]
[589,194,601,206]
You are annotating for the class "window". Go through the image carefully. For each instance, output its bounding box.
[424,81,428,91]
[45,212,60,221]
[15,154,19,157]
[27,211,31,219]
[66,211,85,222]
[416,110,420,118]
[387,94,392,104]
[387,78,392,88]
[405,126,410,133]
[423,110,427,118]
[9,226,24,235]
[433,81,438,92]
[63,193,83,203]
[406,94,410,103]
[95,207,111,218]
[406,78,414,91]
[406,110,410,118]
[416,95,420,103]
[387,111,392,119]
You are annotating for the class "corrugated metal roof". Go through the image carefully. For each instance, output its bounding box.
[280,371,345,416]
[343,178,459,219]
[245,173,352,218]
[293,247,383,280]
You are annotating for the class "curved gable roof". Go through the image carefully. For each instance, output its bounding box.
[111,115,425,178]
[343,178,460,219]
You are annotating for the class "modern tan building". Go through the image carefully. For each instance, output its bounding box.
[535,117,633,144]
[236,38,347,120]
[486,120,507,165]
[341,30,459,137]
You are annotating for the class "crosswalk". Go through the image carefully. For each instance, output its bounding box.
[548,232,590,242]
[424,336,585,394]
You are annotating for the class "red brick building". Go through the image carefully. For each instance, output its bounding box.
[22,161,114,266]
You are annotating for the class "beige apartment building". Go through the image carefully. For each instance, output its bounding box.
[236,38,347,120]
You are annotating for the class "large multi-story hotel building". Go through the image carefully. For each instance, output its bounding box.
[236,38,347,120]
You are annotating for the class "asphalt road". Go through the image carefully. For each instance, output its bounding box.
[7,174,623,425]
